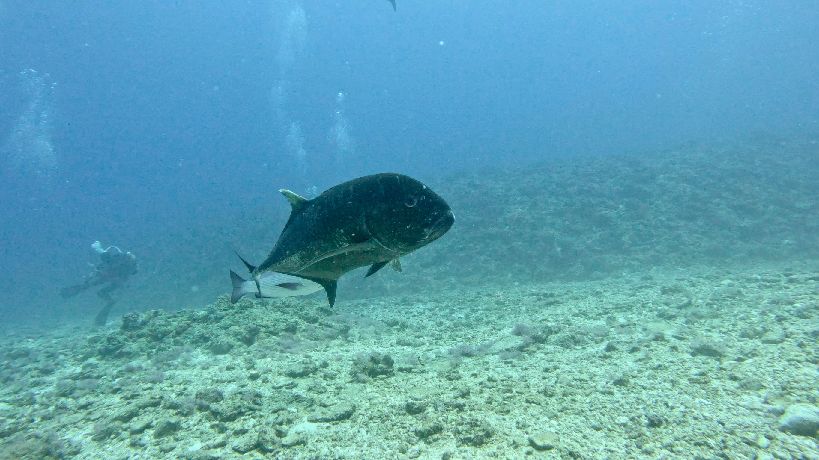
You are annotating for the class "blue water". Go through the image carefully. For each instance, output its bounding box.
[1,1,818,324]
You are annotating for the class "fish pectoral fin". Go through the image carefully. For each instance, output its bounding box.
[305,241,378,268]
[365,261,389,277]
[275,282,302,291]
[390,258,402,272]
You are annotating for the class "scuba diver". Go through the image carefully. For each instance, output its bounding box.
[60,241,138,327]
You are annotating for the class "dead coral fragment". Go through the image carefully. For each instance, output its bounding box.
[350,352,394,381]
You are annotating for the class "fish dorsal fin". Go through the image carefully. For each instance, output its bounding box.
[279,189,311,233]
[279,189,309,213]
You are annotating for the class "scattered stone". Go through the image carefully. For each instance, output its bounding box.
[307,403,356,423]
[528,431,558,451]
[114,406,139,422]
[351,352,394,381]
[154,419,182,438]
[121,312,147,331]
[611,373,629,387]
[163,397,195,416]
[281,432,307,447]
[92,420,122,441]
[210,401,250,422]
[455,418,494,446]
[760,329,786,344]
[737,377,765,391]
[689,338,725,358]
[414,422,443,440]
[405,400,427,415]
[756,435,770,449]
[181,451,222,460]
[284,361,318,378]
[235,325,260,346]
[778,404,819,438]
[195,388,224,404]
[53,380,77,398]
[128,419,153,435]
[208,339,234,355]
[645,413,666,428]
[231,434,257,454]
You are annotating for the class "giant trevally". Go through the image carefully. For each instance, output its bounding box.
[233,173,454,306]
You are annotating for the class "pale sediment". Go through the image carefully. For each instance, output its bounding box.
[0,263,816,459]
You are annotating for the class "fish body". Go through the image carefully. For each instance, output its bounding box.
[230,270,322,303]
[238,173,453,306]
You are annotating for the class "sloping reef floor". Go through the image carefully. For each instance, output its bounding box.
[1,262,817,459]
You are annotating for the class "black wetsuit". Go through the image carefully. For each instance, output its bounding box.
[60,247,137,326]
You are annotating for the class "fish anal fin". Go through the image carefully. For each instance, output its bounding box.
[366,261,389,277]
[297,275,338,307]
[321,280,338,307]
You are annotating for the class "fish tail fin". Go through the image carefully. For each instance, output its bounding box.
[230,270,247,303]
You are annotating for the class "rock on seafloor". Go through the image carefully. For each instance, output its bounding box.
[778,404,819,438]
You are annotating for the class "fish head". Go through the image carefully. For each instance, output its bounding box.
[365,174,454,253]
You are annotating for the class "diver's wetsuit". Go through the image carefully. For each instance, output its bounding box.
[60,243,138,326]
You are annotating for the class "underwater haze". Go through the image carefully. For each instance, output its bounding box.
[0,1,818,459]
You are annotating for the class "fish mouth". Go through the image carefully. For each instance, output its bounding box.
[428,210,455,240]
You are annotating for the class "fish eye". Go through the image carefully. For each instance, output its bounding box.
[404,196,418,208]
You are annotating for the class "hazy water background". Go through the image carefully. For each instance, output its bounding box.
[1,1,817,326]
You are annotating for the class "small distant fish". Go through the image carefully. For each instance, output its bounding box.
[233,173,454,306]
[230,270,322,303]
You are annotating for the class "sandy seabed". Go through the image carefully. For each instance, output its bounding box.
[1,262,817,459]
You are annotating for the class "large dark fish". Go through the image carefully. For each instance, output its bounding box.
[234,173,454,306]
